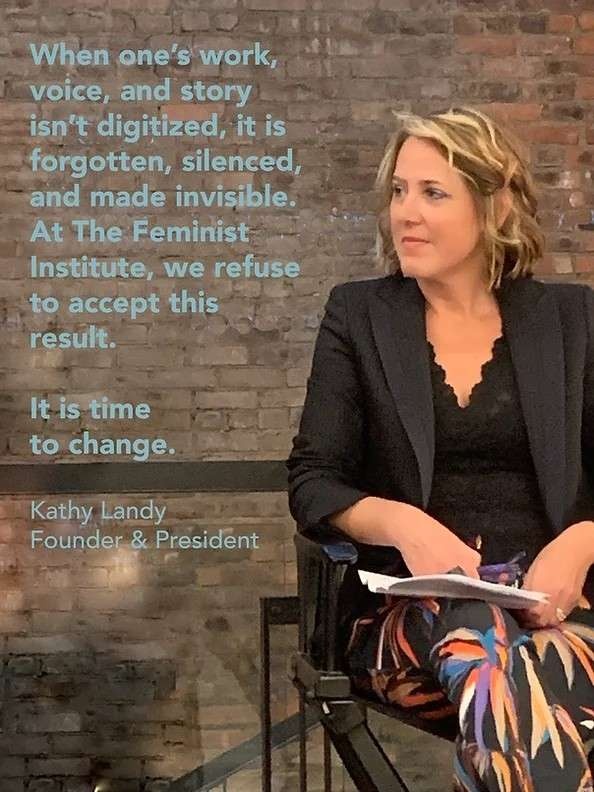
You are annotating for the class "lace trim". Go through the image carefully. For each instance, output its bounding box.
[427,334,506,411]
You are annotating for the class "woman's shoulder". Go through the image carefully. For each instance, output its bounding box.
[331,273,401,294]
[330,273,592,317]
[538,278,591,297]
[496,274,589,312]
[506,278,592,338]
[535,278,592,318]
[329,273,408,309]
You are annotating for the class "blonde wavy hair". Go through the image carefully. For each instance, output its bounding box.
[375,105,545,291]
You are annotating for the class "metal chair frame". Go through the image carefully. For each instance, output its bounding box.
[289,527,457,792]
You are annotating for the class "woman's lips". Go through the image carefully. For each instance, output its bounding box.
[401,238,429,247]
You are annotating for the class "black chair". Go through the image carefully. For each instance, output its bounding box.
[290,526,458,792]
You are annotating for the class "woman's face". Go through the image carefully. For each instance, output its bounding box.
[390,136,486,283]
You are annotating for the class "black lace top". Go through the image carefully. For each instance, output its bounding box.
[425,331,552,569]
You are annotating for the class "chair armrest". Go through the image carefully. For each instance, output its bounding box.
[294,526,359,671]
[297,525,359,563]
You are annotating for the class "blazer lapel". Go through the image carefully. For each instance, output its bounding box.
[497,276,566,534]
[369,274,566,534]
[369,276,435,509]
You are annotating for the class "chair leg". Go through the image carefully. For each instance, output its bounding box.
[309,699,411,792]
[323,727,331,792]
[299,688,307,792]
[260,599,272,792]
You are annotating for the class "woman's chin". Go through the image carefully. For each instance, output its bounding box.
[399,261,431,277]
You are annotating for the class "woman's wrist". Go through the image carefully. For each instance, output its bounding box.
[563,520,594,566]
[376,499,426,549]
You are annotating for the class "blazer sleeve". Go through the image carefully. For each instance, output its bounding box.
[285,284,370,532]
[583,284,594,493]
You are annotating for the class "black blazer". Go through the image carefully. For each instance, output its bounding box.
[286,272,594,626]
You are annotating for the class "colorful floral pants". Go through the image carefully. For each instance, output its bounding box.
[344,597,594,791]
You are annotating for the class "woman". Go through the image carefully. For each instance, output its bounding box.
[286,106,594,791]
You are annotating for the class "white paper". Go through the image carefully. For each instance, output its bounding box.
[358,570,549,610]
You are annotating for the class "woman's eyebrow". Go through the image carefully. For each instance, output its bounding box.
[391,176,444,185]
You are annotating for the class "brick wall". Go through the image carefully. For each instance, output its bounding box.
[0,493,296,790]
[3,2,594,462]
[1,0,594,789]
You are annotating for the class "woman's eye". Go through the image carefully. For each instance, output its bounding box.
[391,186,444,199]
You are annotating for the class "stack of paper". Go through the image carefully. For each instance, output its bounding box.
[358,570,548,610]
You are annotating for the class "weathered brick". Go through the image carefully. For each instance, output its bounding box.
[576,254,594,272]
[0,757,25,776]
[7,636,81,654]
[549,14,576,34]
[189,346,248,365]
[109,0,171,9]
[18,709,82,733]
[28,758,90,775]
[576,34,594,54]
[216,367,285,388]
[456,35,517,56]
[195,390,258,409]
[244,0,306,7]
[180,11,209,31]
[136,13,173,34]
[23,781,55,792]
[6,657,41,675]
[214,14,238,31]
[579,12,594,30]
[227,409,258,429]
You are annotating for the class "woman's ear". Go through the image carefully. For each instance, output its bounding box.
[495,186,513,230]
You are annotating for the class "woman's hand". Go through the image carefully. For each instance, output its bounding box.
[397,510,482,579]
[516,522,594,629]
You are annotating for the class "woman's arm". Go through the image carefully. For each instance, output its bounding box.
[285,284,440,544]
[327,496,426,547]
[286,284,482,577]
[286,284,371,532]
[329,496,482,577]
[561,520,594,566]
[566,286,594,565]
[519,289,594,626]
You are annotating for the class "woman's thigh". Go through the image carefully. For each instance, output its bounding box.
[344,596,594,734]
[529,605,594,748]
[344,595,456,719]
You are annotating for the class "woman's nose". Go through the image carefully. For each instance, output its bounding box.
[392,192,423,223]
